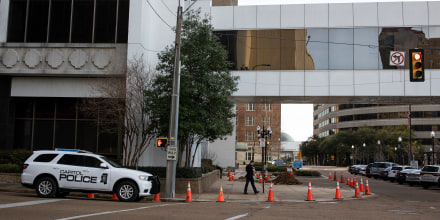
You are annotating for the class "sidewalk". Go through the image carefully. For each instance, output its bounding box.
[0,168,374,203]
[174,169,373,203]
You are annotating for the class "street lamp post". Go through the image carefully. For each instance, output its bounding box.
[257,125,272,193]
[394,147,397,163]
[398,136,402,165]
[363,143,366,164]
[352,145,355,165]
[378,140,381,161]
[431,131,435,165]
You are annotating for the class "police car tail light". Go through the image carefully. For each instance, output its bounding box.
[23,164,29,170]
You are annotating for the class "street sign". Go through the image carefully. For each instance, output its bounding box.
[293,160,303,169]
[389,51,405,66]
[167,145,177,160]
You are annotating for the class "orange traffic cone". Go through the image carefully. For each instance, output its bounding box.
[267,182,275,202]
[186,181,192,202]
[227,171,231,177]
[346,175,350,185]
[354,181,360,198]
[217,185,225,202]
[334,180,342,200]
[153,193,160,202]
[360,177,364,192]
[88,193,97,199]
[256,172,260,178]
[112,193,118,200]
[329,171,332,179]
[229,175,232,181]
[265,174,269,182]
[333,171,337,181]
[290,171,294,176]
[365,178,371,195]
[306,181,315,201]
[340,175,344,183]
[232,173,235,180]
[259,175,263,183]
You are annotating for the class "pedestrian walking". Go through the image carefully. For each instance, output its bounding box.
[244,160,259,194]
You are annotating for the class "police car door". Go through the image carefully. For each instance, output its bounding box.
[56,154,109,190]
[81,155,111,191]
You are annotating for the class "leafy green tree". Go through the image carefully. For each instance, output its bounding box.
[144,10,239,167]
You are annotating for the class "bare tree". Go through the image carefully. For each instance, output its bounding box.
[82,55,156,167]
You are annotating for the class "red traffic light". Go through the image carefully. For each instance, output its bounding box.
[413,52,422,61]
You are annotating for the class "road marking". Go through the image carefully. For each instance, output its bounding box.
[225,213,248,220]
[0,199,69,209]
[56,203,184,220]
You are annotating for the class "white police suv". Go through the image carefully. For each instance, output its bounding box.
[21,149,160,202]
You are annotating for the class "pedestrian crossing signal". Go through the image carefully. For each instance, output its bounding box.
[156,138,168,148]
[409,49,424,82]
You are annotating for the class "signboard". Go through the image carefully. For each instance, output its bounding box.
[167,145,177,161]
[297,152,302,159]
[389,51,405,66]
[293,160,303,169]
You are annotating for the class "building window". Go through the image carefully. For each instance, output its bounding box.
[246,104,255,111]
[7,0,129,43]
[245,116,254,126]
[263,117,271,127]
[245,131,254,141]
[263,104,272,111]
[246,151,254,161]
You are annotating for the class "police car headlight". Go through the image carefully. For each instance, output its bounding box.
[139,175,150,181]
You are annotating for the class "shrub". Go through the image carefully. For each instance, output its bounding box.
[0,150,32,165]
[127,166,204,178]
[0,164,22,173]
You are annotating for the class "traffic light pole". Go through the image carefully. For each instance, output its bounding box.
[165,5,182,199]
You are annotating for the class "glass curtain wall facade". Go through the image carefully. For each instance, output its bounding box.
[12,98,120,158]
[215,27,440,71]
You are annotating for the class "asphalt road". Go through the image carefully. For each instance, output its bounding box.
[1,167,440,219]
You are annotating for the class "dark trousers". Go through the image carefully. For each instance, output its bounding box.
[244,175,257,193]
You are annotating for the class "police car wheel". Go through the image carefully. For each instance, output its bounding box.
[116,181,139,202]
[36,177,57,198]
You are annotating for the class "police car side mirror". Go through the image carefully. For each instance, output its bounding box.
[100,163,109,169]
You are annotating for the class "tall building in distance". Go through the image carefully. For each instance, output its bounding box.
[235,103,281,168]
[313,104,440,152]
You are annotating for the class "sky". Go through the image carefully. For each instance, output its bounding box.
[281,104,314,142]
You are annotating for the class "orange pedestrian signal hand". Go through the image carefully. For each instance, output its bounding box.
[156,138,168,148]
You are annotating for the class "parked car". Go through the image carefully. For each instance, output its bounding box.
[420,165,440,189]
[370,162,397,179]
[349,165,364,174]
[397,168,418,184]
[406,169,422,186]
[379,167,392,180]
[388,166,414,182]
[358,165,367,176]
[21,149,160,202]
[270,159,286,166]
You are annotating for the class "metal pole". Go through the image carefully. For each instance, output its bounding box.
[165,5,183,199]
[432,136,435,165]
[409,104,413,162]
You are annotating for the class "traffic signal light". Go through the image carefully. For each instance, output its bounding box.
[156,138,168,148]
[409,49,424,82]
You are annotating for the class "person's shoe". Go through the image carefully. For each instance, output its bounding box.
[243,192,248,194]
[254,191,260,194]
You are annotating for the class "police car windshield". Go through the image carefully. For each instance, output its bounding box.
[101,156,122,168]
